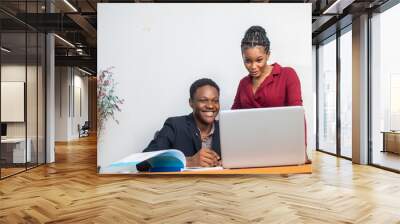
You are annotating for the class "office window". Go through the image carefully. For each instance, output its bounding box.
[390,74,400,130]
[318,37,337,154]
[340,29,352,158]
[371,3,400,171]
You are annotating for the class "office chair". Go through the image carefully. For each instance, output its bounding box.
[79,121,90,138]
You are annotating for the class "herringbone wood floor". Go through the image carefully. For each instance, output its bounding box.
[1,135,400,224]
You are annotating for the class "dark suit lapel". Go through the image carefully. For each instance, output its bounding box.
[212,121,221,156]
[186,113,201,153]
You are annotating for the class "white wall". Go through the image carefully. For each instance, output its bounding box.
[55,67,89,141]
[98,3,313,168]
[55,67,68,141]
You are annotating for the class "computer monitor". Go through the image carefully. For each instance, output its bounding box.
[1,123,7,137]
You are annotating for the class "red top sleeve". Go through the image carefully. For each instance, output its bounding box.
[285,67,303,106]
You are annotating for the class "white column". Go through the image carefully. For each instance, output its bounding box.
[352,14,369,164]
[46,33,55,163]
[45,1,56,163]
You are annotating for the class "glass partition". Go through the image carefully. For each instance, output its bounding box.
[27,31,38,169]
[0,1,46,179]
[1,31,28,177]
[38,32,45,165]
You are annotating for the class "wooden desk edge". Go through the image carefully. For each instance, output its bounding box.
[99,164,312,176]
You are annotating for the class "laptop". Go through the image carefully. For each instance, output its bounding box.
[219,106,306,168]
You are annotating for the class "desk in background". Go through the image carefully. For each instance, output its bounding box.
[382,131,400,154]
[1,138,32,164]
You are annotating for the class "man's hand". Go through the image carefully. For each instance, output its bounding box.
[187,148,220,167]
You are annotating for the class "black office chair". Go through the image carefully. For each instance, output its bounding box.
[79,121,90,138]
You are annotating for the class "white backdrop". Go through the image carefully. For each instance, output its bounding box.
[98,3,313,169]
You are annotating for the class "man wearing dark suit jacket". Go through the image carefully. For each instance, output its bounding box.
[143,78,221,167]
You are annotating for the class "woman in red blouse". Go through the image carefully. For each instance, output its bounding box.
[232,26,310,162]
[232,26,303,109]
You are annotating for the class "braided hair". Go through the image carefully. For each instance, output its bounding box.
[241,26,270,53]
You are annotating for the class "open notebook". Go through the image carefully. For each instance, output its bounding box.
[100,149,222,174]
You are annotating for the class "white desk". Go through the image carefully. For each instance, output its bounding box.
[1,138,31,163]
